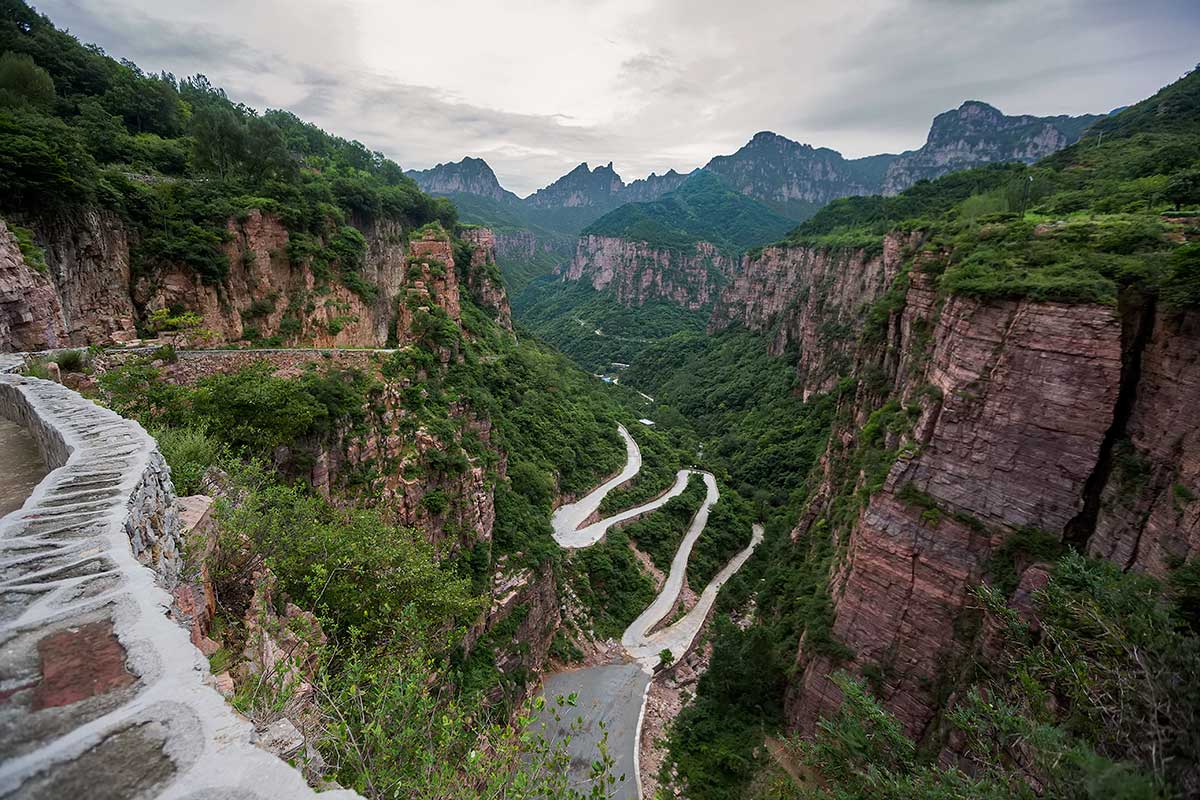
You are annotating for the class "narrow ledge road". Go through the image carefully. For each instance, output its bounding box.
[539,424,764,799]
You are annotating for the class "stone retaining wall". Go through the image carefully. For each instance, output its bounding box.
[94,347,389,384]
[0,370,360,799]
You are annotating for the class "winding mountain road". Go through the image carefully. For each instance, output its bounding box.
[538,423,763,799]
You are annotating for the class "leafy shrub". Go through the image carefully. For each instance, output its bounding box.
[153,425,223,495]
[10,225,47,273]
[51,349,87,372]
[572,528,656,639]
[210,463,479,641]
[0,51,56,110]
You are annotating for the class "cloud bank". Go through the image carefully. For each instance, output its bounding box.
[37,0,1200,195]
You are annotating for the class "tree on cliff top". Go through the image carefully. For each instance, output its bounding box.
[0,50,54,109]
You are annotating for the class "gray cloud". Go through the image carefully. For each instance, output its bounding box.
[34,0,1200,195]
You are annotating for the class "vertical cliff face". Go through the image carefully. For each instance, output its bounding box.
[0,207,451,351]
[136,210,415,348]
[462,228,514,331]
[564,234,735,310]
[493,229,557,261]
[0,219,69,351]
[709,232,919,397]
[30,209,139,344]
[1090,308,1200,575]
[785,261,1127,738]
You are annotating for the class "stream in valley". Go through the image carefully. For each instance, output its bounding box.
[535,425,763,799]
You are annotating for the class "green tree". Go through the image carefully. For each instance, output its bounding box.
[1165,168,1200,211]
[189,102,246,179]
[244,115,294,182]
[71,98,132,163]
[0,50,55,109]
[101,61,182,136]
[0,108,96,208]
[189,364,326,454]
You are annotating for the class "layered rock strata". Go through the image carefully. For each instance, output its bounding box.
[566,235,735,310]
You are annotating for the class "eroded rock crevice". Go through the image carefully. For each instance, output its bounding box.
[1063,289,1157,552]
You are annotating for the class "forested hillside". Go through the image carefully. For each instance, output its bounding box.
[0,2,455,291]
[582,170,795,253]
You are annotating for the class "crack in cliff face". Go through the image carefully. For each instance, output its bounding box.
[1063,290,1157,551]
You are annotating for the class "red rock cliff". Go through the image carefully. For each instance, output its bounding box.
[0,219,70,351]
[769,244,1199,744]
[565,234,735,310]
[709,232,920,398]
[137,210,412,347]
[462,228,514,332]
[0,208,457,350]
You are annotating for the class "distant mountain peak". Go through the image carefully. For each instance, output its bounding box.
[882,101,1105,195]
[703,132,885,220]
[956,99,1002,113]
[406,157,516,203]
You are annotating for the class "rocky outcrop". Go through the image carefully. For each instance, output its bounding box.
[406,157,520,202]
[1090,308,1200,575]
[137,210,406,348]
[526,162,624,209]
[565,235,735,310]
[466,560,561,684]
[710,232,921,397]
[462,228,514,331]
[26,209,139,344]
[621,169,691,203]
[785,265,1126,738]
[704,131,892,220]
[0,207,441,351]
[881,101,1102,195]
[0,220,69,352]
[768,226,1200,746]
[327,398,502,554]
[493,229,563,262]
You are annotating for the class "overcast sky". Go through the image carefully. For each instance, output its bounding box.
[35,0,1200,196]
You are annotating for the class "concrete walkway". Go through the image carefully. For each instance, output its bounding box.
[0,416,46,517]
[0,373,359,799]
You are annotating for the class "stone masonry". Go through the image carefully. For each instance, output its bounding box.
[0,366,361,799]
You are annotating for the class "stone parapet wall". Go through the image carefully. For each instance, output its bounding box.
[0,371,360,799]
[94,346,390,384]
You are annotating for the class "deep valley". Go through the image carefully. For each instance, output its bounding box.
[1,3,1198,800]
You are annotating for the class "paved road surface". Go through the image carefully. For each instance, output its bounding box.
[624,523,764,668]
[535,664,650,800]
[620,472,718,661]
[540,424,764,797]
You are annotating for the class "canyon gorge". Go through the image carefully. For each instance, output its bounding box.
[1,2,1198,799]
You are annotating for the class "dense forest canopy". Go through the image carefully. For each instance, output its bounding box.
[583,169,795,253]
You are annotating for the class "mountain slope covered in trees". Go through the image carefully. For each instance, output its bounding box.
[581,169,796,253]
